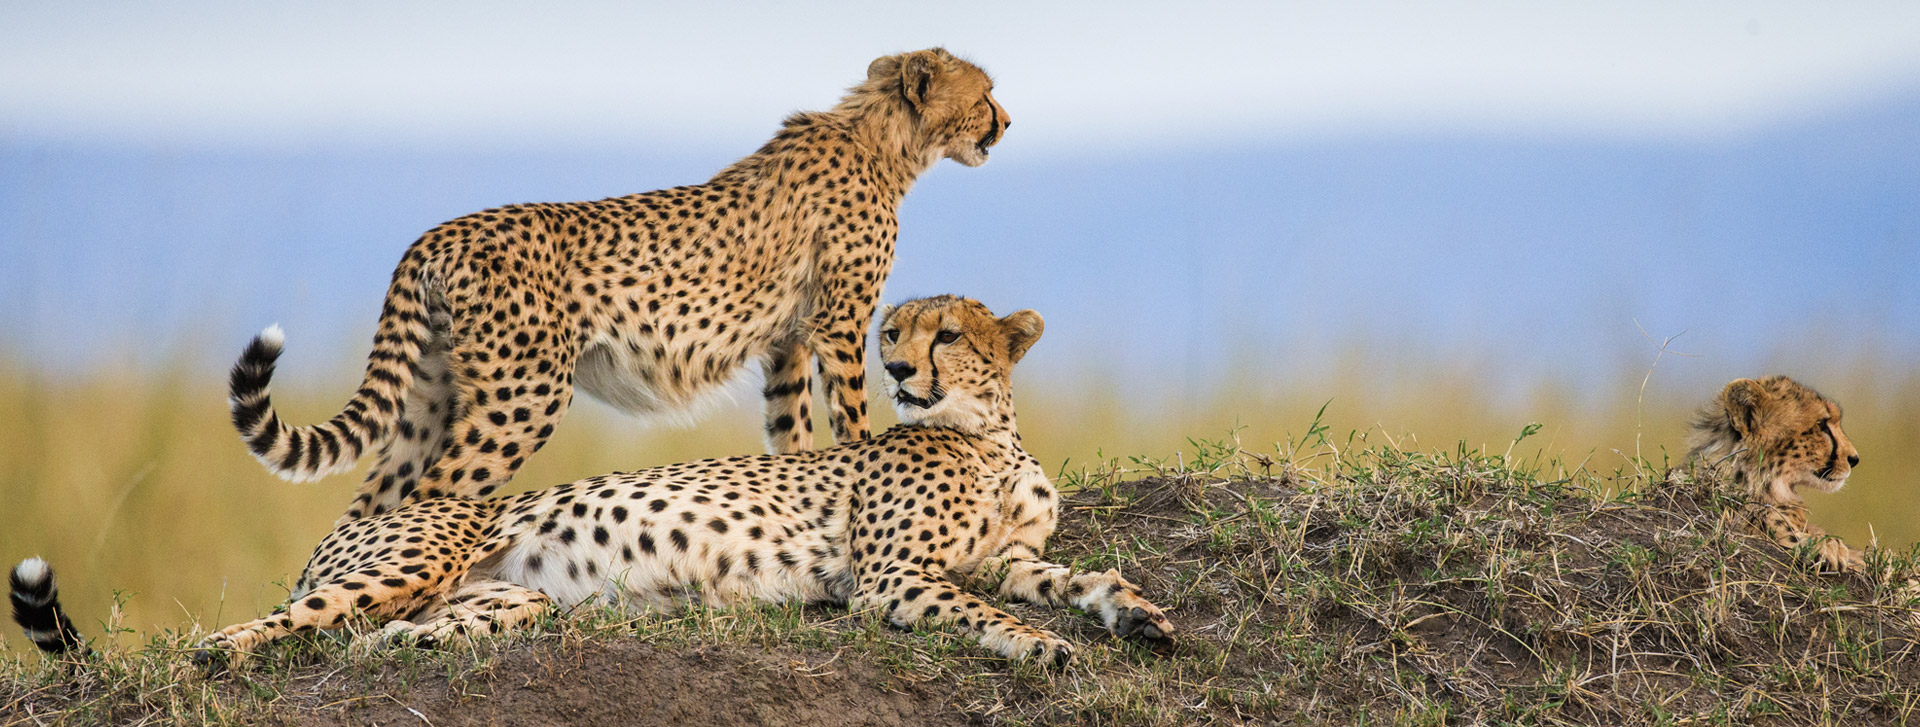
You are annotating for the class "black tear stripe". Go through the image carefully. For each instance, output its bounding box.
[1821,420,1840,474]
[925,331,942,401]
[980,95,1001,146]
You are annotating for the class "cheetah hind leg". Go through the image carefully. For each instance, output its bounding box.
[192,578,431,673]
[194,506,499,671]
[374,579,552,649]
[340,324,454,525]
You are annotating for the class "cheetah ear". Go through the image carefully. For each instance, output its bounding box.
[866,55,900,82]
[876,303,897,327]
[898,52,939,111]
[999,310,1044,364]
[1722,378,1768,440]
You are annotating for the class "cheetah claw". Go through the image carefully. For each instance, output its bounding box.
[1028,639,1075,668]
[188,646,230,675]
[1110,604,1176,641]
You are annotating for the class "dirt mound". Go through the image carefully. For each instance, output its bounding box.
[6,454,1919,726]
[293,640,965,727]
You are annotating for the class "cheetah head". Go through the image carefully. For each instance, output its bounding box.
[1688,375,1860,505]
[877,295,1042,432]
[862,48,1011,168]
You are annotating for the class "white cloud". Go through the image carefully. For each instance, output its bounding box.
[3,0,1918,152]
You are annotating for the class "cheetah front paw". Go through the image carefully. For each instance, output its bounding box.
[1021,632,1075,668]
[188,644,231,674]
[985,625,1075,668]
[1090,579,1175,641]
[189,633,245,674]
[1110,603,1175,641]
[1814,539,1864,574]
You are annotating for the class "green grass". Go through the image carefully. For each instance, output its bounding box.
[5,430,1918,726]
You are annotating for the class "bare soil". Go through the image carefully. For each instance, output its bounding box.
[287,640,969,727]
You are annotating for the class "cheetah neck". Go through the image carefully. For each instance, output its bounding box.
[1737,461,1804,508]
[833,93,941,193]
[740,108,928,209]
[949,407,1026,472]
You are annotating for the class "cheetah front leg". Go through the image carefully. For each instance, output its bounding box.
[760,336,816,454]
[854,570,1075,666]
[806,254,886,445]
[1749,502,1863,574]
[972,551,1175,641]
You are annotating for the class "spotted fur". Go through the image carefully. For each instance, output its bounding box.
[226,48,1014,526]
[1689,375,1864,573]
[50,297,1167,669]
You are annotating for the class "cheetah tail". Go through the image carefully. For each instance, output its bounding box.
[228,271,430,483]
[10,558,88,655]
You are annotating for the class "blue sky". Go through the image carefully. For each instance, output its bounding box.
[2,1,1917,398]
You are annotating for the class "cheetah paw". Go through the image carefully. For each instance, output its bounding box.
[1022,634,1075,668]
[1096,586,1176,641]
[1814,540,1864,575]
[373,619,450,648]
[377,619,482,649]
[189,635,240,674]
[188,645,231,675]
[1110,604,1176,641]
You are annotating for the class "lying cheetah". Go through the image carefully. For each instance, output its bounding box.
[13,297,1173,666]
[1689,375,1865,573]
[227,48,1012,525]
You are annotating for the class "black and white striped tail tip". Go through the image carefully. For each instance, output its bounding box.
[229,324,285,393]
[228,325,285,434]
[230,324,286,386]
[11,558,87,655]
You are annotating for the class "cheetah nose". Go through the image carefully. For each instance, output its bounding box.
[885,361,916,382]
[1848,454,1860,467]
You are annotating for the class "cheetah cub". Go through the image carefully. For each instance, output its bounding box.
[1689,376,1865,573]
[13,297,1173,667]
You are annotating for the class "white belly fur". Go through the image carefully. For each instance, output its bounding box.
[573,341,755,429]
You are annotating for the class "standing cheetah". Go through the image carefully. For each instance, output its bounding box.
[226,48,1012,524]
[13,297,1174,667]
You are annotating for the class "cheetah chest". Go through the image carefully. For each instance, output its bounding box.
[941,461,1059,576]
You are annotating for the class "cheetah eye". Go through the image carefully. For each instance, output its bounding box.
[936,330,960,344]
[882,329,899,344]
